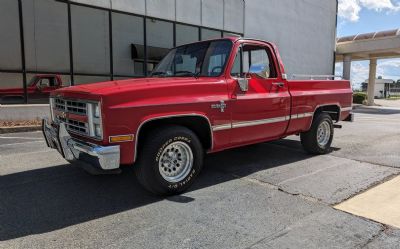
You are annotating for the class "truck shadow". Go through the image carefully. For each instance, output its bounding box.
[0,140,314,241]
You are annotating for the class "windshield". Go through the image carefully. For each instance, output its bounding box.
[28,76,39,87]
[150,40,233,78]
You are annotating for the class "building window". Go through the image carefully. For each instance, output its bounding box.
[176,24,199,47]
[74,75,111,85]
[23,0,70,73]
[71,5,110,75]
[0,0,22,71]
[112,13,144,76]
[201,28,222,40]
[146,18,173,74]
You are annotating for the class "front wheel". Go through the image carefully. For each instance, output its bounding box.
[300,113,334,154]
[135,126,204,195]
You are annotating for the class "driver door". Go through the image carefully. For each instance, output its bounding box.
[229,42,291,145]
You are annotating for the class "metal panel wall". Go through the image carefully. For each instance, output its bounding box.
[176,0,201,26]
[71,0,111,9]
[244,0,337,75]
[224,0,244,34]
[146,0,175,21]
[201,0,224,30]
[111,0,146,15]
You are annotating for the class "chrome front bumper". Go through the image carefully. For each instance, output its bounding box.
[42,119,120,170]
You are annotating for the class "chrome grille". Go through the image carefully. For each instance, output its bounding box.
[53,97,89,136]
[58,117,88,135]
[54,98,87,115]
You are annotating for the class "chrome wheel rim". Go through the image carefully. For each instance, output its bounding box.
[317,121,331,147]
[158,141,193,183]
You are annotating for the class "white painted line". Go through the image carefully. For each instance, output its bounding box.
[0,136,44,140]
[278,164,339,185]
[0,149,56,158]
[0,140,44,147]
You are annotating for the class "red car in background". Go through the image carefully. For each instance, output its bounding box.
[0,74,64,104]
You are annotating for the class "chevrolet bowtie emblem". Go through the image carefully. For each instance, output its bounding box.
[211,100,227,112]
[59,111,67,119]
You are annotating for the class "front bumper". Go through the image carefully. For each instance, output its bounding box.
[42,119,120,170]
[344,112,354,122]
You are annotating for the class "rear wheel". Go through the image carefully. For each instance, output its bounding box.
[300,113,334,154]
[135,126,204,195]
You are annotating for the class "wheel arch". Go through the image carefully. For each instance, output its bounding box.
[134,114,213,162]
[306,104,341,130]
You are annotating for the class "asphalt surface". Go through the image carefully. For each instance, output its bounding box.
[1,106,400,249]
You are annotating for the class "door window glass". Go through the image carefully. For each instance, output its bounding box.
[230,44,276,79]
[39,78,50,87]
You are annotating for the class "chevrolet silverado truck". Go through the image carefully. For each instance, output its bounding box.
[0,74,63,104]
[43,37,353,195]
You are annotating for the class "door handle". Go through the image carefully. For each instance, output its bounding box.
[272,82,284,88]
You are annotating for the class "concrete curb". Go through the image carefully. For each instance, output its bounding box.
[0,125,42,134]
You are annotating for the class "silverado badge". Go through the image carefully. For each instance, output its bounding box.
[211,100,227,113]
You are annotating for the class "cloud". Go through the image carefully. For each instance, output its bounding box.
[338,0,400,22]
[335,59,400,90]
[338,0,362,22]
[360,0,400,11]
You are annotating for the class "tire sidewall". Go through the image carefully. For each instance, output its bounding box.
[314,114,334,151]
[145,128,203,194]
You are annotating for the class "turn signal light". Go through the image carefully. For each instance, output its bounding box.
[109,134,134,143]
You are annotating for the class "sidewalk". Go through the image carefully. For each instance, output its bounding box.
[375,99,400,108]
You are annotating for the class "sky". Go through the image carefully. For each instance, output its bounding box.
[336,0,400,89]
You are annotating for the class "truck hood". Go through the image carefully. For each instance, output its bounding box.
[52,77,226,107]
[55,77,200,95]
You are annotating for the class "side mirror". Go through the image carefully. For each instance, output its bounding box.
[237,76,249,92]
[282,73,288,80]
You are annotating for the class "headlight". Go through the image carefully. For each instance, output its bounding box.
[94,124,102,137]
[94,104,100,118]
[87,102,102,139]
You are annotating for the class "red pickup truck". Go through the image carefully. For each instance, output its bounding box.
[0,74,63,104]
[43,37,353,195]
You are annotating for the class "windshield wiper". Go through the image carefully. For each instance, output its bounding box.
[150,72,168,77]
[174,71,201,79]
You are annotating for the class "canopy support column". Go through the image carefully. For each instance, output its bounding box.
[367,58,377,106]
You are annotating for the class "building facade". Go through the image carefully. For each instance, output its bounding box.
[0,0,337,104]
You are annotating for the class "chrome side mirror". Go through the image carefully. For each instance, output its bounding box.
[237,77,249,92]
[282,73,288,80]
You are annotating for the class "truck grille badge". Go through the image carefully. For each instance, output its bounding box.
[211,100,227,113]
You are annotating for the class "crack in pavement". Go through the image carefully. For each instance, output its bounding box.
[358,225,389,249]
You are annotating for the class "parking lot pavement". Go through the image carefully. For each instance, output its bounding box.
[1,106,400,249]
